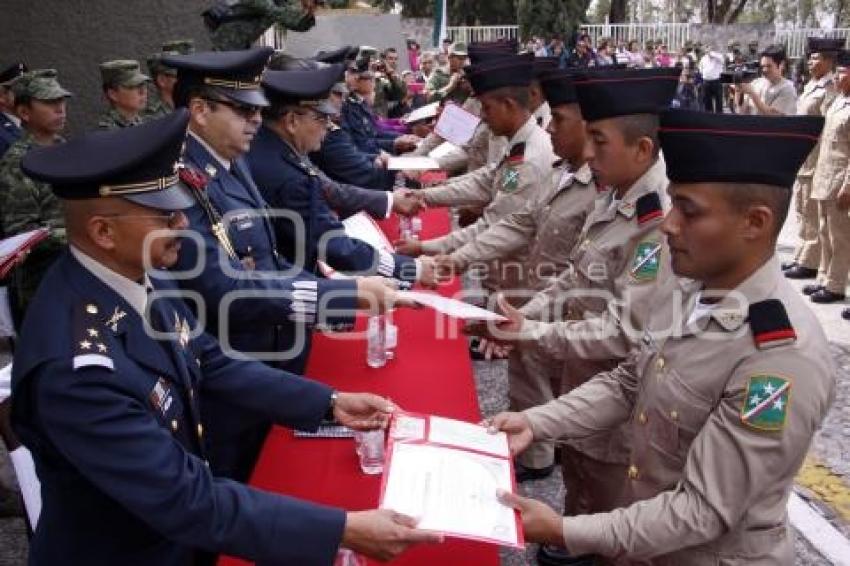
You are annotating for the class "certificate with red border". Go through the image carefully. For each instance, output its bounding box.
[379,412,524,548]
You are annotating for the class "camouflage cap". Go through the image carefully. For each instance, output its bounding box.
[12,69,72,101]
[449,42,469,57]
[148,39,196,76]
[358,46,379,60]
[100,60,150,88]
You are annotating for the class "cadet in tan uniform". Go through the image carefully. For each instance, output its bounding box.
[492,110,834,566]
[396,54,555,296]
[809,49,850,304]
[479,69,680,498]
[784,37,841,279]
[432,71,597,479]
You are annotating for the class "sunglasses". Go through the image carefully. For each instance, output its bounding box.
[102,211,183,228]
[203,97,262,120]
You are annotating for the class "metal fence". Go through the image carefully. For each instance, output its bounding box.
[581,23,691,51]
[775,28,850,59]
[446,25,520,44]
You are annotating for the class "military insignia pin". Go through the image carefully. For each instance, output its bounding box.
[105,307,127,332]
[501,167,520,192]
[174,312,190,349]
[741,375,791,431]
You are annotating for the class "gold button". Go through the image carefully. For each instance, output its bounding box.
[628,465,639,479]
[638,412,647,425]
[197,424,204,437]
[188,389,194,400]
[670,410,679,421]
[171,419,179,432]
[86,304,98,314]
[655,357,665,371]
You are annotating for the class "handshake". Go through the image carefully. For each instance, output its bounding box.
[391,188,427,217]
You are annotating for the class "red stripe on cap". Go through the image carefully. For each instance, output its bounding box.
[659,126,821,142]
[754,328,797,344]
[638,209,663,224]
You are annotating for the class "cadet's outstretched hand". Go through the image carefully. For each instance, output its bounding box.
[394,237,423,257]
[497,490,564,546]
[342,509,443,562]
[484,411,534,456]
[334,393,395,430]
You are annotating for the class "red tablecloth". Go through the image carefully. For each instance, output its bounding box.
[220,209,499,566]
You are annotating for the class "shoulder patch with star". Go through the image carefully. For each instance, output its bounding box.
[741,374,792,431]
[749,299,797,350]
[72,303,114,371]
[636,193,663,225]
[629,239,662,283]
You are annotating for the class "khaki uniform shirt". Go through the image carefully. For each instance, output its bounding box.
[420,115,555,251]
[796,74,836,178]
[450,161,597,295]
[812,93,850,200]
[525,258,835,565]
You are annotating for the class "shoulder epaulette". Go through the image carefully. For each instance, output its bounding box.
[748,299,797,350]
[636,193,663,225]
[72,303,114,371]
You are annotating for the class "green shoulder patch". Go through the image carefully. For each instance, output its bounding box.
[741,375,792,431]
[501,166,520,192]
[629,240,661,283]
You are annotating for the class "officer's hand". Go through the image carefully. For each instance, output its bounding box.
[394,237,423,257]
[837,188,850,211]
[374,151,390,169]
[416,256,440,289]
[356,276,411,313]
[334,393,395,430]
[492,294,525,343]
[496,490,564,546]
[484,411,534,456]
[433,254,465,280]
[342,509,443,562]
[392,189,425,216]
[476,337,513,360]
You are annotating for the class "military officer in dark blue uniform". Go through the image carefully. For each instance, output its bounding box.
[340,59,419,156]
[11,111,440,566]
[161,48,408,482]
[0,62,27,158]
[246,64,437,288]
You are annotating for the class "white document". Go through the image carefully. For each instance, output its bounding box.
[387,156,441,171]
[434,102,481,146]
[428,415,510,458]
[0,362,10,401]
[10,446,41,528]
[381,442,520,546]
[341,212,393,251]
[404,102,440,124]
[428,141,460,161]
[399,291,508,321]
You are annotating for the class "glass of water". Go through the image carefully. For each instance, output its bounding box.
[354,429,385,475]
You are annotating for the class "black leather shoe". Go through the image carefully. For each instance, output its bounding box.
[784,266,818,279]
[514,462,554,483]
[803,284,824,296]
[781,260,797,271]
[537,545,599,565]
[810,289,846,304]
[842,308,850,321]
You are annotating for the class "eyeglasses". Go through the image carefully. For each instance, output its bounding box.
[101,211,184,227]
[297,110,331,126]
[203,97,262,120]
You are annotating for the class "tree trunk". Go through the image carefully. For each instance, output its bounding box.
[609,0,627,22]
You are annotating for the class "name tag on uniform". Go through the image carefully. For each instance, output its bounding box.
[149,378,174,417]
[231,213,255,231]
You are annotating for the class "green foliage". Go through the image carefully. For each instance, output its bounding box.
[517,0,590,38]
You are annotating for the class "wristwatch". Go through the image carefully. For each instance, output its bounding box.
[325,390,339,421]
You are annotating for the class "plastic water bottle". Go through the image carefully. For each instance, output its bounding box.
[410,215,423,237]
[354,429,385,475]
[398,215,413,240]
[366,315,387,368]
[335,548,366,566]
[384,319,398,360]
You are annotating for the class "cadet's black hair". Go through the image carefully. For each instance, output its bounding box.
[716,183,791,240]
[760,45,787,67]
[485,85,530,110]
[612,113,661,157]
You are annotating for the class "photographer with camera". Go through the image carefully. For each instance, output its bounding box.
[733,45,797,116]
[698,45,726,112]
[373,48,408,118]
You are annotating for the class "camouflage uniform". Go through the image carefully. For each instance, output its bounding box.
[142,39,194,121]
[97,107,144,130]
[0,131,66,322]
[210,0,315,51]
[97,60,150,130]
[0,68,71,324]
[142,90,172,120]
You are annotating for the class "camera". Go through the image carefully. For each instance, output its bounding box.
[720,62,759,84]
